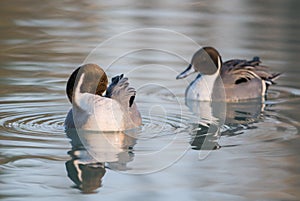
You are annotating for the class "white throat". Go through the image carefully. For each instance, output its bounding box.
[187,68,220,101]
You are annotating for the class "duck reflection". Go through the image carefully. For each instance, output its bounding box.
[222,99,264,136]
[65,128,137,193]
[186,100,225,151]
[186,98,264,149]
[189,122,221,150]
[224,99,263,125]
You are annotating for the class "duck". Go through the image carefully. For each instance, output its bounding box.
[176,46,281,102]
[64,64,142,131]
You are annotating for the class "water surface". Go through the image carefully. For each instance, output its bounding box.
[1,0,300,200]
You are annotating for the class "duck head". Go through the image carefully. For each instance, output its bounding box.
[176,46,223,79]
[66,64,108,103]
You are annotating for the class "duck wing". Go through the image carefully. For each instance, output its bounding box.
[105,74,136,108]
[222,57,281,86]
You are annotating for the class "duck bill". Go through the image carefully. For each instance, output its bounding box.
[176,64,195,79]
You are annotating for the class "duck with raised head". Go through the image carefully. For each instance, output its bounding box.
[176,47,281,102]
[64,64,142,131]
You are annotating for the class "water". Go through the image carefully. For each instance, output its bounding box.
[1,0,300,200]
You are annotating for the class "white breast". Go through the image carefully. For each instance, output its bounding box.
[186,73,219,101]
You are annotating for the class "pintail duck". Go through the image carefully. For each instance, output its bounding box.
[176,47,281,102]
[64,64,142,131]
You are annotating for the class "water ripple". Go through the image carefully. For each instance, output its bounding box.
[0,97,69,157]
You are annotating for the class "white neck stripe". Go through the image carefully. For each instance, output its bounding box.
[217,56,222,69]
[74,73,85,106]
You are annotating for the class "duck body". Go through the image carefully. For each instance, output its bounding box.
[220,58,266,101]
[177,47,280,102]
[66,94,125,131]
[64,64,142,131]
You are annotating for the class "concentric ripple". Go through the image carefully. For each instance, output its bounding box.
[0,100,65,134]
[0,96,70,163]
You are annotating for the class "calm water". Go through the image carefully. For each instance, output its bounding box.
[1,0,300,200]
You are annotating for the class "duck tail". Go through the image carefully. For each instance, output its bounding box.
[265,73,282,86]
[250,56,261,65]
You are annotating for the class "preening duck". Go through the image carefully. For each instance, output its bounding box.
[64,64,142,131]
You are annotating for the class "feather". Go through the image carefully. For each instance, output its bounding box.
[105,74,136,108]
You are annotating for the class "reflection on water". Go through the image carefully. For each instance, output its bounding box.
[226,100,263,125]
[190,123,221,151]
[1,0,300,200]
[66,154,106,193]
[187,99,264,150]
[63,93,296,194]
[65,129,137,193]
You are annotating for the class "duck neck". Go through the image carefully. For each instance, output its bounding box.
[202,56,222,97]
[73,73,85,108]
[188,69,220,101]
[202,67,220,91]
